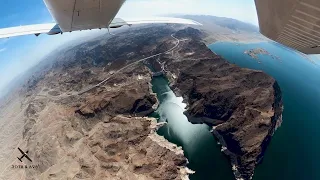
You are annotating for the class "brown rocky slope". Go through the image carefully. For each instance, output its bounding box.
[0,26,195,180]
[1,25,283,180]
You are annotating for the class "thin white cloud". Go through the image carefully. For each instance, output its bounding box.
[0,48,6,52]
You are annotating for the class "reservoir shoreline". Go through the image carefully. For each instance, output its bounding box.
[209,41,320,180]
[149,74,235,180]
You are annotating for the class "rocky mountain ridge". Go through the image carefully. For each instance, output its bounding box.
[0,26,192,180]
[1,24,282,180]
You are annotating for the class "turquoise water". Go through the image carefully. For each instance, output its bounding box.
[209,42,320,180]
[151,76,234,180]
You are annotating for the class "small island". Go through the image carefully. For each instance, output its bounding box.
[244,48,281,63]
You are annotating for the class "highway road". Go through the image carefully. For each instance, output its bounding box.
[77,33,181,95]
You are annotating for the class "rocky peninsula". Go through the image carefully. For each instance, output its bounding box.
[161,28,283,179]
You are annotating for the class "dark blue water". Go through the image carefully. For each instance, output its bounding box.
[209,42,320,180]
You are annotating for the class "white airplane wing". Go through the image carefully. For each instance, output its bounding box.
[43,0,126,32]
[0,0,201,39]
[255,0,320,54]
[43,0,200,31]
[0,23,60,39]
[110,17,202,28]
[0,17,201,39]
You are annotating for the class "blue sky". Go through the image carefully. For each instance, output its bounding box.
[0,0,51,62]
[0,0,52,28]
[0,0,259,96]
